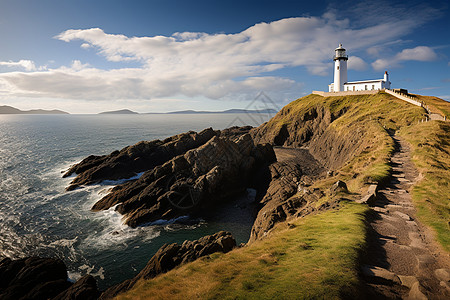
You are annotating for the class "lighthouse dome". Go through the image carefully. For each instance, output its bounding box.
[334,43,348,61]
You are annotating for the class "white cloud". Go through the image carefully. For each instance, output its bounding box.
[348,56,368,71]
[396,46,437,61]
[70,60,90,70]
[0,5,439,103]
[372,46,438,71]
[0,60,37,71]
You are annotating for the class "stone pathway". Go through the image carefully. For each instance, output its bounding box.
[361,135,450,299]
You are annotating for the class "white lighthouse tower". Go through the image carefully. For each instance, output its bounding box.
[332,44,348,92]
[323,44,392,93]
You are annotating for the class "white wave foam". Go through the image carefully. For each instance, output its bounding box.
[100,172,145,186]
[67,271,82,283]
[75,264,105,280]
[48,236,78,248]
[91,267,105,280]
[147,215,190,226]
[79,203,160,251]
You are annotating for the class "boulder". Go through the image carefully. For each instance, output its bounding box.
[0,257,71,300]
[100,231,236,299]
[330,180,348,194]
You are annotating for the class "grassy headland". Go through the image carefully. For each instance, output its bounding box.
[259,92,425,194]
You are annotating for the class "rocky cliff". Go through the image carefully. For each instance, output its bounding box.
[250,97,365,170]
[64,127,218,191]
[65,126,276,227]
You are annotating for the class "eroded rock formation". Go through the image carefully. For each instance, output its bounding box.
[64,128,218,191]
[65,127,276,228]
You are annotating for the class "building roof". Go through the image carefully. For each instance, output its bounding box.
[345,79,385,85]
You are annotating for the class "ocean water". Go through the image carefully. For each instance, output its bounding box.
[0,113,272,289]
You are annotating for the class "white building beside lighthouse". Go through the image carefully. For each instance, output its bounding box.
[328,44,391,92]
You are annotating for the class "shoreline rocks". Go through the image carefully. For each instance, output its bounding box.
[100,231,236,299]
[1,231,235,300]
[0,257,99,300]
[64,127,218,191]
[65,126,276,228]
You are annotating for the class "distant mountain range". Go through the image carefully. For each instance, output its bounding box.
[98,108,278,114]
[164,108,278,114]
[0,105,69,114]
[0,105,278,115]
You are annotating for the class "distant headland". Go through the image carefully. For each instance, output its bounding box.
[0,105,69,115]
[99,109,139,114]
[99,108,278,114]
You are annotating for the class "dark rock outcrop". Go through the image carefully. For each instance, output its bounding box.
[53,275,100,300]
[250,161,308,242]
[64,128,217,191]
[0,232,233,300]
[0,256,70,300]
[0,257,99,300]
[90,132,275,228]
[100,231,236,299]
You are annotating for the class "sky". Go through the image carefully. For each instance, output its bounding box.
[0,0,449,113]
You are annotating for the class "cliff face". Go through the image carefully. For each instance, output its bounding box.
[0,257,99,300]
[248,93,426,241]
[251,97,365,171]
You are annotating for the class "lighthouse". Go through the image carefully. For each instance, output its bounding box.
[333,43,348,92]
[327,44,391,93]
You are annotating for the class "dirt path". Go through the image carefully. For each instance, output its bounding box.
[362,135,450,299]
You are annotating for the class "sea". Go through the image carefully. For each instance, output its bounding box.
[0,113,272,289]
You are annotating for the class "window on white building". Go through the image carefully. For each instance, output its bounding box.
[365,85,367,90]
[353,86,355,91]
[372,85,375,90]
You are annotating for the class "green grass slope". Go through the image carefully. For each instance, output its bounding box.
[400,121,450,251]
